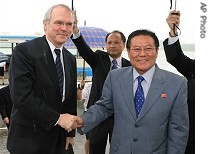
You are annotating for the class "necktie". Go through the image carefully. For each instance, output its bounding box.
[134,76,145,117]
[54,49,64,97]
[111,59,118,70]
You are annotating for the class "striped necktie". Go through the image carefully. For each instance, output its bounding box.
[111,59,118,70]
[134,76,145,117]
[54,49,64,97]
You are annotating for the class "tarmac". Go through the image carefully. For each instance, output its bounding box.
[0,81,110,154]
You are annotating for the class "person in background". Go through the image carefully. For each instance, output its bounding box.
[163,10,195,154]
[71,11,131,154]
[0,61,6,85]
[74,29,189,154]
[81,81,92,154]
[77,79,85,101]
[76,79,91,154]
[0,85,12,129]
[7,4,77,154]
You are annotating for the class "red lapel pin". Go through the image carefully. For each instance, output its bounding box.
[161,93,167,98]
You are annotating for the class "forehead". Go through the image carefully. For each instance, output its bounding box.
[131,35,155,46]
[107,33,122,40]
[51,6,72,21]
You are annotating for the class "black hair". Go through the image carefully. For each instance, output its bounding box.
[126,29,159,49]
[105,30,126,43]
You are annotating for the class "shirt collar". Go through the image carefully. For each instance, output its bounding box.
[109,56,122,67]
[46,37,64,52]
[133,65,156,85]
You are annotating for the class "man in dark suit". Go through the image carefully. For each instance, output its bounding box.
[71,12,131,154]
[7,4,77,154]
[0,85,12,129]
[163,10,195,154]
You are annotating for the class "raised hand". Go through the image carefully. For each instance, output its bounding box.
[166,10,180,36]
[72,10,79,34]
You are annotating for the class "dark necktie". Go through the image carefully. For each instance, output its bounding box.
[54,49,64,97]
[134,76,145,117]
[111,59,118,70]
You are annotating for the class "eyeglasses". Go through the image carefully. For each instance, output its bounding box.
[106,41,122,46]
[53,20,73,28]
[130,46,156,54]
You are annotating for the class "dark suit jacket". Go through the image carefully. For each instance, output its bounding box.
[0,85,12,120]
[7,36,77,154]
[163,39,195,144]
[72,35,131,108]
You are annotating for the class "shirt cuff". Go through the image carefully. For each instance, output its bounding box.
[55,114,61,126]
[72,31,81,39]
[168,36,178,45]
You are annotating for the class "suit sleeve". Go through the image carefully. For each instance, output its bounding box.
[81,72,114,133]
[71,35,97,68]
[163,39,195,78]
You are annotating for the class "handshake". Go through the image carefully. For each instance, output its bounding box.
[58,113,84,132]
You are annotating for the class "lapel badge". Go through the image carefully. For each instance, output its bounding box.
[161,93,167,98]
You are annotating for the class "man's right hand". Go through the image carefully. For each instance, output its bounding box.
[166,10,180,36]
[58,114,77,132]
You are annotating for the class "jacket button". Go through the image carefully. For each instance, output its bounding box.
[133,138,137,142]
[135,124,139,128]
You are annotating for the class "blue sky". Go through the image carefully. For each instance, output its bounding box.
[0,0,195,43]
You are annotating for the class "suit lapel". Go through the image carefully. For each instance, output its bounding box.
[62,49,71,101]
[103,54,111,74]
[39,38,60,96]
[120,67,137,120]
[121,57,130,67]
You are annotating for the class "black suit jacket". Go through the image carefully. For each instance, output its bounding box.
[7,36,77,154]
[0,85,12,120]
[163,38,195,146]
[72,35,131,108]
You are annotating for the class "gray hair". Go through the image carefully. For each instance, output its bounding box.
[43,4,72,22]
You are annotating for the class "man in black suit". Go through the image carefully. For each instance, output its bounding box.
[163,10,195,154]
[0,85,12,129]
[71,12,131,154]
[7,4,77,154]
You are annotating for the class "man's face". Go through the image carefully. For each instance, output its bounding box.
[106,33,125,59]
[128,35,158,74]
[44,6,74,48]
